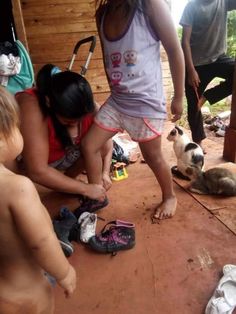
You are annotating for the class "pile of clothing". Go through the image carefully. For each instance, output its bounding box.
[0,40,34,94]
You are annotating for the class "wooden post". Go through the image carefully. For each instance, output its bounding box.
[223,59,236,162]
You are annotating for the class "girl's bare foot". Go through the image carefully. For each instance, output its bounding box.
[153,196,177,220]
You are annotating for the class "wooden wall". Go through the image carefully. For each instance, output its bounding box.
[14,0,172,105]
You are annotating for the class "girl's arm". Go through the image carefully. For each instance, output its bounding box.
[17,93,105,199]
[10,175,76,297]
[147,0,185,121]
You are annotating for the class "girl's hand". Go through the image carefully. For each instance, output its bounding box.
[170,96,183,122]
[102,172,112,191]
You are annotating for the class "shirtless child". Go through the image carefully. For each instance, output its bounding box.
[0,86,76,313]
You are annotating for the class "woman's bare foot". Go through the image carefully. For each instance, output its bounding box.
[153,196,177,220]
[197,95,206,110]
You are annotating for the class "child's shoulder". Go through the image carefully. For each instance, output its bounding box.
[6,173,36,196]
[0,172,38,215]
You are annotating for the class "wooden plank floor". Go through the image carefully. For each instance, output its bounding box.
[40,122,236,314]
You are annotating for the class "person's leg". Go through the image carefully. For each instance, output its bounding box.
[64,156,85,178]
[139,136,177,219]
[185,80,206,144]
[81,124,115,185]
[203,56,235,105]
[186,64,214,145]
[81,102,122,186]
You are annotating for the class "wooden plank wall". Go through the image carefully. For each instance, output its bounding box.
[18,0,172,105]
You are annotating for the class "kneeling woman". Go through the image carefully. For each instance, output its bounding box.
[16,64,112,201]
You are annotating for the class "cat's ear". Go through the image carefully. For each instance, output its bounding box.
[170,128,177,136]
[175,125,183,135]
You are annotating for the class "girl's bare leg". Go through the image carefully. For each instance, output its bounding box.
[81,124,115,186]
[139,136,177,219]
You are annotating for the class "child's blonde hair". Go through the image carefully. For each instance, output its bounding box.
[0,86,19,139]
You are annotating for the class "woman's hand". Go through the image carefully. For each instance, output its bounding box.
[85,183,106,200]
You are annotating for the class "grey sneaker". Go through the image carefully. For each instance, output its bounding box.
[53,207,77,257]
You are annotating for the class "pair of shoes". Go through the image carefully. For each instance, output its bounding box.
[74,197,109,219]
[78,211,97,243]
[53,207,77,257]
[89,220,135,254]
[205,264,236,314]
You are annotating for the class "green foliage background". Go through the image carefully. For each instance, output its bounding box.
[227,11,236,58]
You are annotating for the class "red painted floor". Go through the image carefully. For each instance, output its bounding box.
[40,122,236,314]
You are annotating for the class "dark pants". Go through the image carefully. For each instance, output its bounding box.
[185,55,235,143]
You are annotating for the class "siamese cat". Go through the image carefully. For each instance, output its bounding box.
[167,126,204,180]
[186,166,236,196]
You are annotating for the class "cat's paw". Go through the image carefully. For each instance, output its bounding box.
[189,187,207,195]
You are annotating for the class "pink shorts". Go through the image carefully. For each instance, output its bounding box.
[94,102,165,142]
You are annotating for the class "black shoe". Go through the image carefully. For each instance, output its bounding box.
[53,220,74,257]
[88,221,135,254]
[74,197,109,219]
[68,223,80,243]
[53,207,77,257]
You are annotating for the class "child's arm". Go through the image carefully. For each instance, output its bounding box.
[147,0,185,122]
[10,175,76,297]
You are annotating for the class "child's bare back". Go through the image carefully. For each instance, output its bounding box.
[0,170,59,313]
[0,86,76,314]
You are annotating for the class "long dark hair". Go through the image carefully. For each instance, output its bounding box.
[95,0,146,27]
[95,0,141,11]
[36,64,95,147]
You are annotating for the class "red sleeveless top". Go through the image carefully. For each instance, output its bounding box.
[16,88,94,163]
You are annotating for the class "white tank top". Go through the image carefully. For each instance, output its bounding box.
[100,6,167,119]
